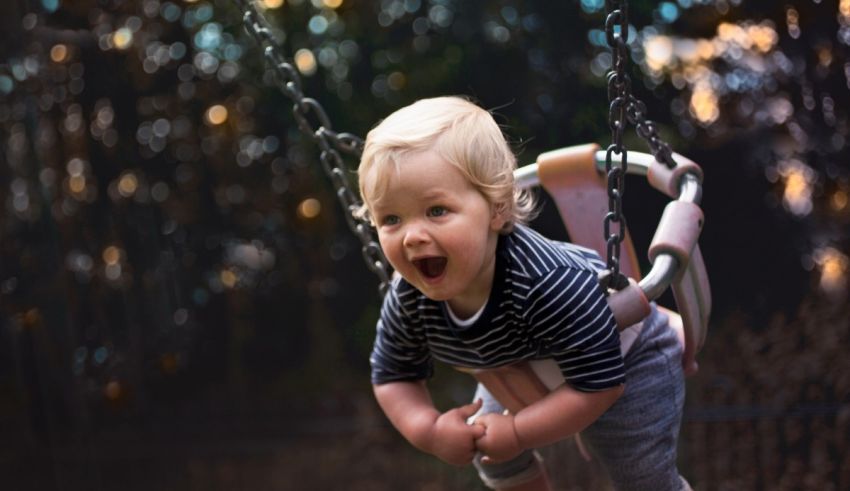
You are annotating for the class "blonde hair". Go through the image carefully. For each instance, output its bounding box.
[357,96,535,232]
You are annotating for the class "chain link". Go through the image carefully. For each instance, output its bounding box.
[625,95,677,169]
[601,0,678,291]
[602,0,631,291]
[232,0,392,296]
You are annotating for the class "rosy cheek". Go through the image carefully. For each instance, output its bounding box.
[380,240,406,271]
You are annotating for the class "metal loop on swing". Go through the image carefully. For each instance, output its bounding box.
[318,128,364,157]
[334,133,365,155]
[325,161,349,190]
[242,10,275,47]
[608,99,628,135]
[264,50,303,98]
[605,142,627,167]
[625,97,646,125]
[603,212,626,244]
[292,98,333,140]
[604,9,628,47]
[607,72,630,102]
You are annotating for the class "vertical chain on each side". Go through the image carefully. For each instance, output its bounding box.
[232,0,392,296]
[601,0,681,291]
[601,0,631,291]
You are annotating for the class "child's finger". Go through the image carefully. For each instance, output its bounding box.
[458,398,483,418]
[473,412,494,425]
[480,455,497,465]
[469,423,486,439]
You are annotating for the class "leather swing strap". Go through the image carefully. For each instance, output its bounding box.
[536,144,651,329]
[536,144,642,282]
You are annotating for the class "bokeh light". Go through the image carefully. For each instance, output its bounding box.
[814,247,849,295]
[297,198,321,219]
[294,48,317,75]
[118,173,138,197]
[642,20,780,128]
[102,245,121,265]
[205,104,228,125]
[68,175,86,194]
[778,160,815,217]
[260,0,284,8]
[832,189,848,211]
[113,27,133,50]
[50,44,68,62]
[104,380,122,401]
[689,83,719,124]
[220,268,238,288]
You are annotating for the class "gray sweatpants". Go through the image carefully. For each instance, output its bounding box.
[473,305,686,490]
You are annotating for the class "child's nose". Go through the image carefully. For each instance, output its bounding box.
[402,223,430,247]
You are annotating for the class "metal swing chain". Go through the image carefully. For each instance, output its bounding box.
[232,0,392,296]
[601,0,677,291]
[601,0,632,291]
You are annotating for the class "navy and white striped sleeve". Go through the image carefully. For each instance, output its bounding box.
[525,266,624,392]
[370,285,433,384]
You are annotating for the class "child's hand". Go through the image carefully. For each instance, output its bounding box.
[473,412,523,464]
[426,399,486,466]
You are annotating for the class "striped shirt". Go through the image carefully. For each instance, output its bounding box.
[370,224,625,392]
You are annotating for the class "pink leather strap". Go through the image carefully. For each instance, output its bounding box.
[606,277,651,330]
[537,144,642,281]
[456,363,550,414]
[647,154,704,198]
[648,201,704,266]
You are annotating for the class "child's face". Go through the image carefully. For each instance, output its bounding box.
[368,150,506,314]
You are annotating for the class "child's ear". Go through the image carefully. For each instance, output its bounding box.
[490,202,508,231]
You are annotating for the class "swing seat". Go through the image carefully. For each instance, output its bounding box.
[536,144,710,374]
[457,144,710,412]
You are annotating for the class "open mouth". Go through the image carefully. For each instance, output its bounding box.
[413,257,447,279]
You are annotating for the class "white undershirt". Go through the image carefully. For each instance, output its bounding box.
[444,301,487,327]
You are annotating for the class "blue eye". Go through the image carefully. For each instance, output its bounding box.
[382,215,400,226]
[428,206,447,217]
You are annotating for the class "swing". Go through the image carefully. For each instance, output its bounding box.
[462,144,709,414]
[231,0,710,411]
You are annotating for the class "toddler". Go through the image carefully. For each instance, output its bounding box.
[358,96,687,491]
